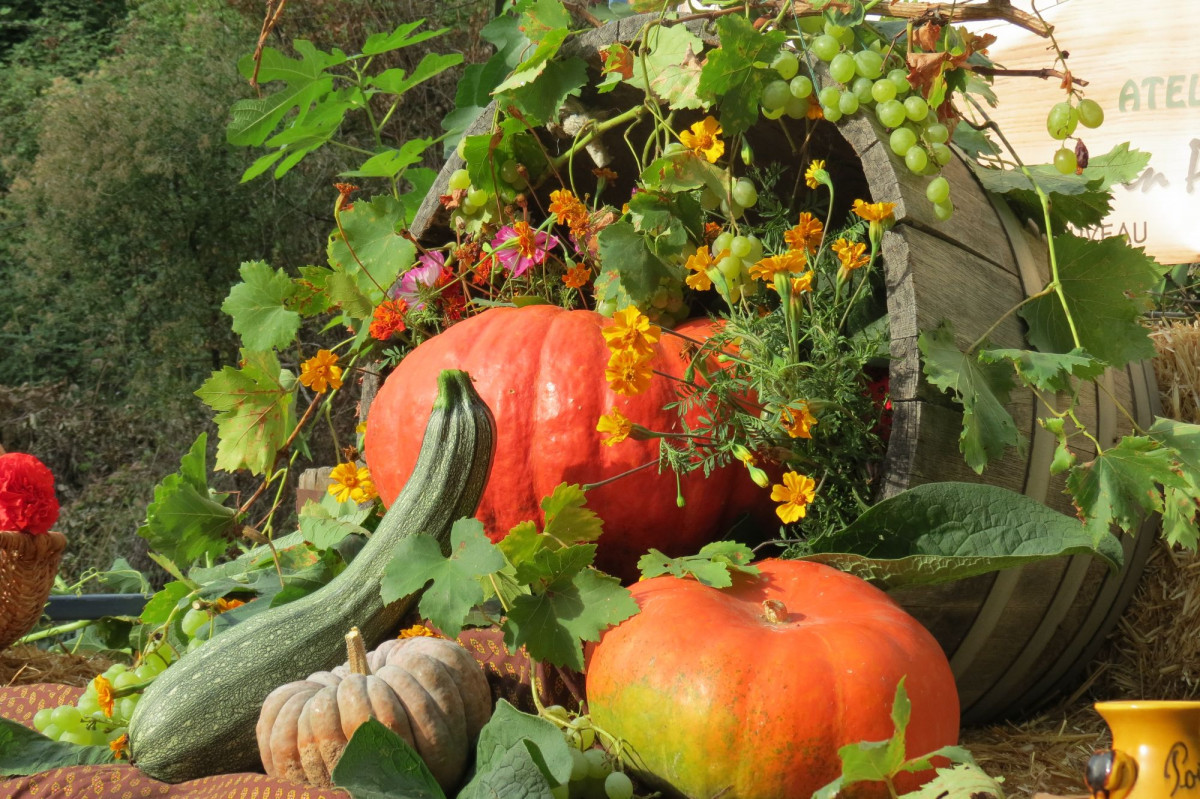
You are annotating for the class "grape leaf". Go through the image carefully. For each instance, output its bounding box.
[504,56,588,126]
[1162,479,1200,550]
[1148,417,1200,474]
[1020,233,1166,369]
[458,739,556,799]
[195,350,295,475]
[1068,436,1189,542]
[492,28,569,94]
[626,23,705,97]
[331,718,446,799]
[136,434,237,571]
[595,220,673,306]
[521,0,571,43]
[541,483,604,545]
[380,519,506,638]
[504,564,637,670]
[1082,142,1153,191]
[298,511,370,551]
[697,14,786,136]
[638,540,759,587]
[902,764,1005,799]
[472,700,573,789]
[919,323,1022,473]
[221,261,300,352]
[443,14,530,149]
[138,581,194,628]
[0,718,115,775]
[978,347,1103,393]
[327,194,415,308]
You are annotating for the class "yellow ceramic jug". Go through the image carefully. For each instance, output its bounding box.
[1088,701,1200,799]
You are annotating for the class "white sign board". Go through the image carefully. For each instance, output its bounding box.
[978,0,1200,265]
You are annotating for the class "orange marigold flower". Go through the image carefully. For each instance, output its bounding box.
[749,249,807,282]
[679,116,725,163]
[94,675,115,718]
[784,212,824,254]
[602,306,661,358]
[398,624,441,639]
[852,199,897,223]
[110,733,129,760]
[771,471,817,524]
[605,349,654,396]
[806,102,824,120]
[592,166,619,181]
[703,222,722,244]
[563,263,590,289]
[833,238,870,276]
[215,597,247,613]
[789,270,814,296]
[328,462,377,504]
[780,402,818,439]
[549,189,590,239]
[299,350,343,394]
[369,298,409,341]
[684,247,715,291]
[596,407,633,447]
[804,159,827,190]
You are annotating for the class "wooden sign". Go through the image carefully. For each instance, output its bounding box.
[976,0,1200,265]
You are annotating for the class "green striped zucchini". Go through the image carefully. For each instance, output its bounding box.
[127,369,495,782]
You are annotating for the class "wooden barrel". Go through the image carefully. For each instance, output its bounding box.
[398,14,1158,724]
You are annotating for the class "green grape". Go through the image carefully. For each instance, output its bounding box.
[924,122,950,144]
[181,607,209,639]
[732,178,757,208]
[42,723,64,741]
[818,86,841,109]
[719,197,744,218]
[33,708,54,731]
[699,188,720,210]
[876,99,906,128]
[887,68,911,93]
[797,16,824,34]
[604,771,634,799]
[1046,101,1079,140]
[829,52,856,84]
[1053,147,1078,174]
[810,34,840,62]
[134,662,160,680]
[762,79,792,112]
[1077,98,1104,128]
[871,78,897,104]
[838,92,859,115]
[925,176,950,204]
[60,730,93,747]
[466,188,489,209]
[903,95,929,122]
[730,235,753,259]
[712,232,733,255]
[595,298,617,317]
[851,77,875,104]
[102,663,127,680]
[933,198,954,221]
[117,696,139,720]
[717,256,744,280]
[773,51,800,80]
[783,96,808,119]
[824,21,848,38]
[650,287,669,309]
[745,236,763,262]
[569,748,590,779]
[854,49,884,79]
[833,26,855,47]
[187,637,206,652]
[822,104,843,123]
[664,141,686,155]
[789,75,813,99]
[762,104,787,121]
[77,693,100,716]
[931,142,953,166]
[498,160,521,185]
[114,671,140,691]
[51,705,82,728]
[577,726,597,750]
[584,749,611,779]
[905,146,929,173]
[448,168,472,191]
[889,126,918,156]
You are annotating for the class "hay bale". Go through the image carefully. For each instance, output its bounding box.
[0,644,113,688]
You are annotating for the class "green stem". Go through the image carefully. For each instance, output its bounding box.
[1032,179,1083,349]
[15,619,93,645]
[550,105,648,171]
[581,459,658,491]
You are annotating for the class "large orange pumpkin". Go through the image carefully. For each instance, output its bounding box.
[365,305,765,581]
[584,559,960,799]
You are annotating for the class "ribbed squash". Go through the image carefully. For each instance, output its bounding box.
[127,370,496,783]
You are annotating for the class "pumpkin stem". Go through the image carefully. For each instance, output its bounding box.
[762,599,788,624]
[345,627,370,675]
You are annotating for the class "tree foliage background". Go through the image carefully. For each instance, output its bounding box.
[0,0,492,581]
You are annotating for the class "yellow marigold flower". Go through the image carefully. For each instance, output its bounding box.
[833,238,870,276]
[789,270,814,295]
[780,402,817,439]
[328,462,377,504]
[596,407,634,447]
[94,675,115,718]
[784,212,824,255]
[804,159,827,190]
[110,733,129,760]
[684,247,715,291]
[398,624,441,639]
[852,199,897,223]
[605,349,654,396]
[771,471,817,524]
[679,116,725,163]
[299,349,343,394]
[749,249,807,283]
[602,306,661,358]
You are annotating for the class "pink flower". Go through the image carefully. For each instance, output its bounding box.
[491,221,558,277]
[0,453,60,535]
[390,251,444,309]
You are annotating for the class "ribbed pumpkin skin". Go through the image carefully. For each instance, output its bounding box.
[365,305,764,581]
[127,371,496,783]
[584,559,960,799]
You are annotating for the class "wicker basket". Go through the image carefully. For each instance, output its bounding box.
[0,530,66,650]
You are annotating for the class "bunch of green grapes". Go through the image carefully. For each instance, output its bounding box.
[699,175,760,222]
[707,230,765,304]
[542,705,636,799]
[31,641,178,747]
[757,19,960,220]
[447,159,529,233]
[593,271,687,325]
[1046,97,1105,174]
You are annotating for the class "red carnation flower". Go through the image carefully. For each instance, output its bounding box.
[0,452,60,535]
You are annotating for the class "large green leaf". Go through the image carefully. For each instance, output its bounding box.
[362,21,449,56]
[369,52,464,97]
[627,23,707,105]
[1020,233,1167,369]
[194,350,295,475]
[331,718,446,799]
[977,347,1103,393]
[698,14,786,135]
[472,700,573,789]
[1067,435,1189,541]
[221,261,300,352]
[504,56,588,126]
[919,323,1022,473]
[595,220,673,307]
[803,482,1123,589]
[327,194,415,308]
[0,719,114,775]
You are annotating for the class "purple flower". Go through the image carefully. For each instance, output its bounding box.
[389,251,444,309]
[490,221,558,278]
